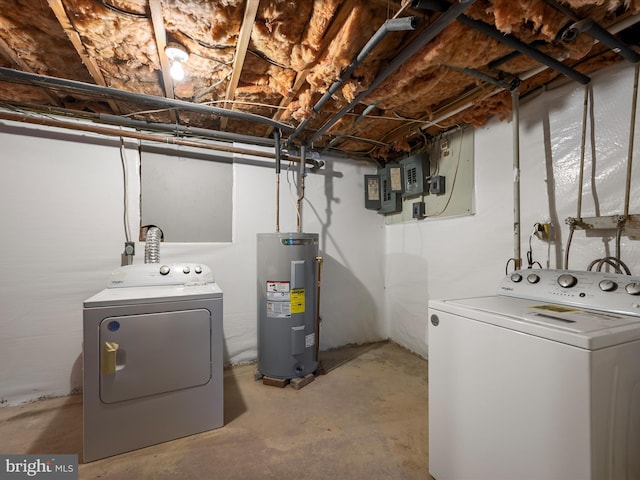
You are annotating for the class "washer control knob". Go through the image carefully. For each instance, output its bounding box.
[527,273,540,284]
[195,265,203,274]
[510,273,523,283]
[625,282,640,296]
[183,266,191,274]
[159,265,171,276]
[599,279,617,292]
[557,274,577,288]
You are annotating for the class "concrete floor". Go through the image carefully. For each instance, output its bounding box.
[0,341,428,479]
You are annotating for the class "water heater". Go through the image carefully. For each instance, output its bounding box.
[257,232,320,379]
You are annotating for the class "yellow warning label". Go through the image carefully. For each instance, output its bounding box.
[290,288,305,314]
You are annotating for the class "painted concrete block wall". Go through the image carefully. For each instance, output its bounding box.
[0,123,384,406]
[386,62,640,358]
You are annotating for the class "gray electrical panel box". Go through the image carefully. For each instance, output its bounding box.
[364,174,381,210]
[379,168,402,215]
[386,164,404,193]
[401,153,430,198]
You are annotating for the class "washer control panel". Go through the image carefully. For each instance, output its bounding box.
[498,269,640,317]
[107,263,214,287]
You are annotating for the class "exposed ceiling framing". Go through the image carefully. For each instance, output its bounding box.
[0,0,639,163]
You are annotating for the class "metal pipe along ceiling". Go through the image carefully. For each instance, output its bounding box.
[0,110,320,166]
[309,0,477,144]
[456,16,590,85]
[0,67,295,132]
[287,16,418,144]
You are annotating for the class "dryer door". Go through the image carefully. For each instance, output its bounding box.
[99,309,211,404]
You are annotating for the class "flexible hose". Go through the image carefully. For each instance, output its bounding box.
[144,226,162,263]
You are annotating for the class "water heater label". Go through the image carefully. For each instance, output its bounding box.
[290,288,305,314]
[267,301,290,318]
[266,281,290,298]
[266,281,291,318]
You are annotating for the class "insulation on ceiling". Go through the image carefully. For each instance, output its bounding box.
[0,0,638,160]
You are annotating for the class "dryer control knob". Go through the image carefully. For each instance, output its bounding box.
[625,282,640,296]
[510,273,523,283]
[599,279,617,292]
[557,274,577,288]
[527,273,540,284]
[183,266,191,274]
[159,265,171,275]
[194,266,202,274]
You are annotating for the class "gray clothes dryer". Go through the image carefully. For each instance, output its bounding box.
[82,263,223,462]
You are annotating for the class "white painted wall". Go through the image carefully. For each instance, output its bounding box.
[0,122,384,406]
[3,61,638,406]
[386,62,640,358]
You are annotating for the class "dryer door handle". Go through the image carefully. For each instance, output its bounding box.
[101,341,120,375]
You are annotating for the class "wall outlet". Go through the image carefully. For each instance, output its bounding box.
[412,201,426,219]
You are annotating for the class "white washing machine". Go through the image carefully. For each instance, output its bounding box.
[428,269,640,480]
[83,263,223,462]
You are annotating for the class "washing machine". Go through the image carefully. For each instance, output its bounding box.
[428,269,640,480]
[83,262,223,462]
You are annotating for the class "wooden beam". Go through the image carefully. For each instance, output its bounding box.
[219,0,260,130]
[148,0,177,122]
[149,0,174,99]
[46,0,120,113]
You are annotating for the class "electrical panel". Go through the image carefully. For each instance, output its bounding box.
[400,153,430,198]
[386,164,404,194]
[378,168,402,215]
[364,174,381,210]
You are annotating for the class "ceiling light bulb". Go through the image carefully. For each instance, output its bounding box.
[169,61,185,81]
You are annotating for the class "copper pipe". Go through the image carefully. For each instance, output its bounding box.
[314,255,324,363]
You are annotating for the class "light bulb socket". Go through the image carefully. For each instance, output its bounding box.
[165,43,189,63]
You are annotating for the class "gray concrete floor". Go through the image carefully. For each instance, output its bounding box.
[0,341,428,479]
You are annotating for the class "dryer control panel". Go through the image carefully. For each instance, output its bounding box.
[107,263,214,287]
[498,269,640,317]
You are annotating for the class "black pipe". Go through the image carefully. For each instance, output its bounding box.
[287,16,417,144]
[569,19,640,63]
[0,67,295,131]
[457,16,591,85]
[274,129,281,174]
[488,40,547,70]
[411,0,448,11]
[447,65,515,89]
[310,0,477,143]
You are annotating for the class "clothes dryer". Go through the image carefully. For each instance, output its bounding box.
[83,263,223,462]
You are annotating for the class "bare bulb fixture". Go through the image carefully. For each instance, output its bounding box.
[165,43,189,81]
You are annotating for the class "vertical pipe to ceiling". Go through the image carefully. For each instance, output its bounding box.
[624,64,639,218]
[297,144,307,232]
[512,89,522,270]
[577,85,589,221]
[566,86,589,269]
[274,130,281,233]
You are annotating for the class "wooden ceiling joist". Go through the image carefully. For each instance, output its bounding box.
[46,0,120,114]
[149,0,177,123]
[220,0,261,130]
